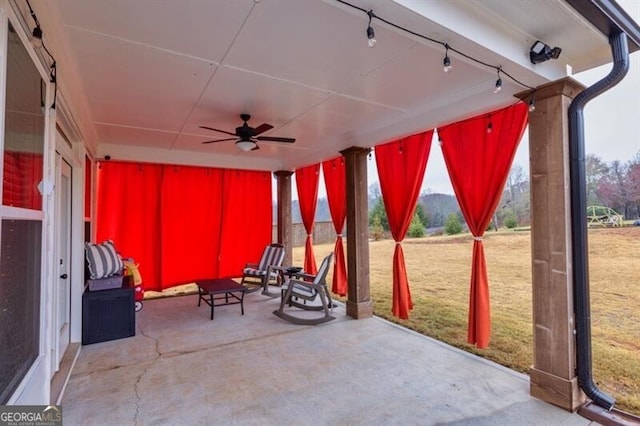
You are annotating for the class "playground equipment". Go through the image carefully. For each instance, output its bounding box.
[586,206,624,227]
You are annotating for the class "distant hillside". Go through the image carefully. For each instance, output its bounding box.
[418,193,461,228]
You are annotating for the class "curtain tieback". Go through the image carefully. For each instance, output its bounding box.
[473,236,484,241]
[337,233,343,237]
[307,234,313,237]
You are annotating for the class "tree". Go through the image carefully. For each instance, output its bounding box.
[585,154,608,206]
[626,151,640,219]
[596,160,631,218]
[407,211,425,237]
[370,215,384,241]
[415,203,429,229]
[444,213,463,235]
[368,197,389,231]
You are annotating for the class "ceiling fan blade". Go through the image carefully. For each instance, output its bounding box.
[199,125,237,137]
[251,144,260,151]
[202,137,236,144]
[256,136,296,143]
[253,123,274,136]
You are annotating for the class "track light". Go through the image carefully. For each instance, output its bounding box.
[529,40,561,64]
[366,10,376,48]
[443,44,452,73]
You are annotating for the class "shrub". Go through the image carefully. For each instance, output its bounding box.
[503,211,518,229]
[445,213,463,235]
[370,215,384,241]
[407,212,425,238]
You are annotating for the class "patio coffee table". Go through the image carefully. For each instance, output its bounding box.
[196,278,247,320]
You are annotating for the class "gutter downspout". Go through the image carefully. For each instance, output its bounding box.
[568,30,629,411]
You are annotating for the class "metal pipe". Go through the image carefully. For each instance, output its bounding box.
[568,30,629,411]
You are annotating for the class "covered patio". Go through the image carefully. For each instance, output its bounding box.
[2,0,640,420]
[62,294,588,425]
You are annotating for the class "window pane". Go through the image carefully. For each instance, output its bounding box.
[2,23,44,210]
[0,219,42,403]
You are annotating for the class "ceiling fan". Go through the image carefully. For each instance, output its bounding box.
[200,113,295,151]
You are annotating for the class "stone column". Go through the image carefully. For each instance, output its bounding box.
[518,77,586,411]
[340,147,373,319]
[274,171,293,266]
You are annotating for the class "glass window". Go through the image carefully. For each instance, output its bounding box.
[0,22,45,404]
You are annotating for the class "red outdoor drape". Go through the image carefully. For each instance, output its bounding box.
[160,165,223,285]
[438,102,528,348]
[376,130,433,319]
[217,169,272,278]
[322,157,347,296]
[85,156,91,219]
[96,161,271,291]
[296,163,320,274]
[96,162,163,290]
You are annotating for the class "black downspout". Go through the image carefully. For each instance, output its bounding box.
[568,31,629,410]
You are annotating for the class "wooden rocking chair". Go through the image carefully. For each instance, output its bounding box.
[273,253,335,325]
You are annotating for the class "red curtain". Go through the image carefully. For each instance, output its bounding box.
[322,157,347,296]
[84,156,91,219]
[160,165,223,286]
[96,161,272,291]
[96,162,163,290]
[2,152,43,210]
[438,102,528,348]
[217,169,272,278]
[295,164,320,274]
[376,130,433,319]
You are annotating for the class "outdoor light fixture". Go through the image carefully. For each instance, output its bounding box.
[443,44,452,72]
[236,139,257,152]
[528,97,536,112]
[529,40,561,64]
[493,77,502,93]
[366,10,376,48]
[31,24,43,48]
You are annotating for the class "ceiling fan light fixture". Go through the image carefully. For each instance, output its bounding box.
[236,139,257,151]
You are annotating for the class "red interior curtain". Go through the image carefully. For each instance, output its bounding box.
[322,157,347,296]
[295,164,320,274]
[96,162,163,290]
[217,169,272,278]
[160,165,223,286]
[376,130,433,319]
[438,102,528,348]
[2,152,43,210]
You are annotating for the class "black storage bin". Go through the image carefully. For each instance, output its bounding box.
[82,278,135,345]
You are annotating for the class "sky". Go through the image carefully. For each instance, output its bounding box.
[287,0,640,199]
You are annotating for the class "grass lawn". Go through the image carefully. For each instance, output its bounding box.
[292,226,640,415]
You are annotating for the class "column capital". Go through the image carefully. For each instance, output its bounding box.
[340,146,371,157]
[515,77,586,102]
[273,170,293,179]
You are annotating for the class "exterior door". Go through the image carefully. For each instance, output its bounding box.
[53,156,72,372]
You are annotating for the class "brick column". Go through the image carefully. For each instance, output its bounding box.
[274,171,293,267]
[518,77,587,411]
[340,147,373,319]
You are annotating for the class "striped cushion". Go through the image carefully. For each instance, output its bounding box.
[257,244,285,271]
[85,240,123,279]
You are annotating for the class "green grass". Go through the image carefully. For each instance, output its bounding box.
[292,227,640,415]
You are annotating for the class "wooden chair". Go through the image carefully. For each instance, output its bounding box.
[273,253,335,325]
[240,243,285,296]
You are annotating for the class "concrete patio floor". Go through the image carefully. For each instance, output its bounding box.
[62,292,594,425]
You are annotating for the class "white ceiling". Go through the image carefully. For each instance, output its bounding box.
[28,0,616,172]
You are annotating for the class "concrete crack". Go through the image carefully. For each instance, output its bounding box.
[132,322,161,425]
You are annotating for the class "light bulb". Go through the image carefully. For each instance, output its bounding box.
[493,78,502,94]
[528,99,536,112]
[443,55,452,73]
[367,26,376,48]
